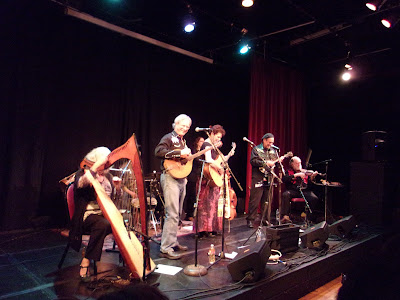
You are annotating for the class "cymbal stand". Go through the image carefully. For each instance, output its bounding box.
[184,160,207,276]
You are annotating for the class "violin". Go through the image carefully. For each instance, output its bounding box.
[300,169,326,177]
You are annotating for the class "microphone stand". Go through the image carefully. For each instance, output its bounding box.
[297,186,312,229]
[275,148,285,225]
[203,132,243,269]
[313,159,332,222]
[243,140,282,246]
[184,159,207,277]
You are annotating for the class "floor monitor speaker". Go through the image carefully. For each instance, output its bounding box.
[329,215,357,238]
[227,239,271,283]
[300,221,329,249]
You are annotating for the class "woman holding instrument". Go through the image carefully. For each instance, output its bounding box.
[195,124,235,238]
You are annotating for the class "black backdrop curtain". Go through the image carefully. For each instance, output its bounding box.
[0,0,249,231]
[245,55,307,211]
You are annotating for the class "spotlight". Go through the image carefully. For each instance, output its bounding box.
[365,0,386,11]
[242,0,254,7]
[183,5,195,33]
[239,44,251,54]
[184,22,195,33]
[345,63,353,70]
[342,71,351,81]
[365,2,377,11]
[381,18,392,28]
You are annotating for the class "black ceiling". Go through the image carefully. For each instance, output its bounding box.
[62,0,400,74]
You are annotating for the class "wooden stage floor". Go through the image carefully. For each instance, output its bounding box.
[0,215,387,300]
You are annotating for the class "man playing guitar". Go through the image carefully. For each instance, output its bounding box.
[246,133,289,228]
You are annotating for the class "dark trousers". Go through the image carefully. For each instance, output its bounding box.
[247,184,270,221]
[82,214,112,261]
[282,189,319,221]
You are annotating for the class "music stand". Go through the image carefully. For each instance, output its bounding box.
[184,160,207,277]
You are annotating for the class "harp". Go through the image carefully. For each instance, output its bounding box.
[84,134,155,279]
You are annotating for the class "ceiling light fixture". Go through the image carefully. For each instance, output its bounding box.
[380,14,400,28]
[183,5,196,33]
[242,0,254,8]
[365,0,387,11]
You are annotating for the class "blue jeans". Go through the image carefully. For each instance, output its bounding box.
[160,172,187,253]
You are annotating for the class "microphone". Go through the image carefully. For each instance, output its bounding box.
[195,127,212,132]
[243,137,256,146]
[271,145,280,150]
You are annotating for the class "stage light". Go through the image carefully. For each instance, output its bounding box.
[242,0,254,8]
[365,0,386,11]
[184,22,195,33]
[381,18,392,28]
[342,71,351,81]
[183,5,195,33]
[345,63,353,70]
[366,2,378,11]
[239,44,251,54]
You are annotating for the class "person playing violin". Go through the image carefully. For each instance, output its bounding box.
[282,156,320,223]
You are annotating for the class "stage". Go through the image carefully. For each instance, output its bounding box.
[0,215,385,300]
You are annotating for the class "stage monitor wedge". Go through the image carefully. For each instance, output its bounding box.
[227,239,271,283]
[329,215,357,238]
[300,221,329,249]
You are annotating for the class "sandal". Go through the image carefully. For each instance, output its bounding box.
[80,265,90,282]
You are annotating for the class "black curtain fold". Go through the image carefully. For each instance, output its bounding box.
[0,0,249,231]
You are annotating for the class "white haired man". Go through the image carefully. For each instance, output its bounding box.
[155,114,192,259]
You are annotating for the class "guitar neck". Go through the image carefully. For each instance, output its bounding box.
[187,147,211,161]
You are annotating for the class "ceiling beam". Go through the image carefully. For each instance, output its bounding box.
[65,7,214,64]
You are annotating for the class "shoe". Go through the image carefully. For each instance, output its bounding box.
[281,215,292,224]
[173,244,188,251]
[79,265,90,282]
[159,250,182,260]
[247,220,254,228]
[207,232,216,237]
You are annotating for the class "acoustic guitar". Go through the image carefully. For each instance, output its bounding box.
[163,146,212,179]
[205,142,236,188]
[259,151,293,174]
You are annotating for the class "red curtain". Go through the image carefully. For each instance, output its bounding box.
[245,55,307,212]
